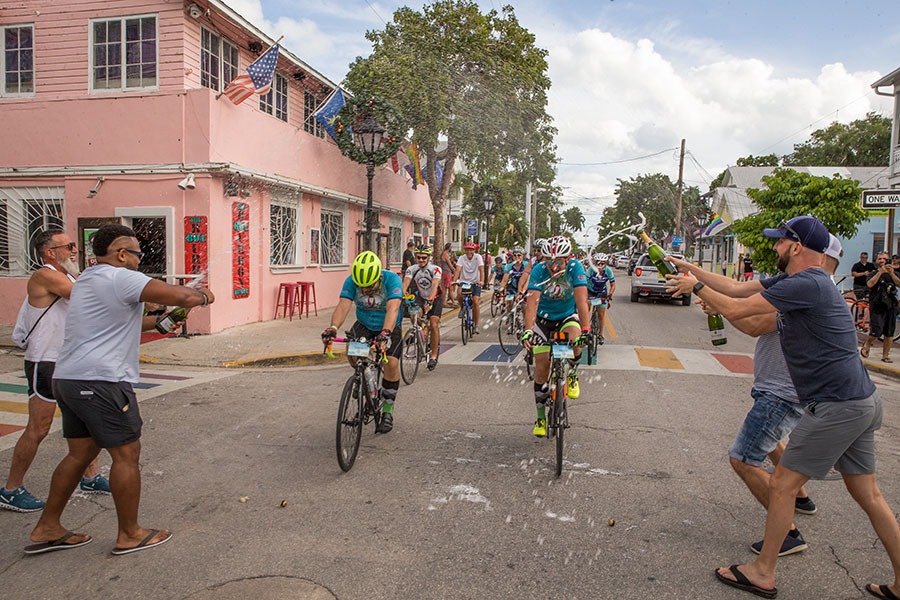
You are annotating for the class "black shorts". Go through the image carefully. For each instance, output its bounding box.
[24,360,55,402]
[414,293,443,319]
[533,313,580,344]
[869,306,898,339]
[348,321,403,359]
[52,379,142,448]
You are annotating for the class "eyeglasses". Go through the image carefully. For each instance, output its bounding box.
[550,258,568,266]
[513,253,523,257]
[415,255,429,260]
[779,219,803,244]
[119,248,145,260]
[49,242,77,251]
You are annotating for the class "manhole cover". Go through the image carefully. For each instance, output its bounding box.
[185,576,336,600]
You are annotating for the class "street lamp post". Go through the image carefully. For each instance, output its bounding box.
[483,195,494,286]
[353,116,386,252]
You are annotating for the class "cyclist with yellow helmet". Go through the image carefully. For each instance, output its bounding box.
[401,245,443,370]
[322,251,404,433]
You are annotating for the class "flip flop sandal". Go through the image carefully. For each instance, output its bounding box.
[714,565,777,599]
[861,347,870,358]
[24,532,92,554]
[111,529,173,556]
[882,357,894,363]
[866,584,900,600]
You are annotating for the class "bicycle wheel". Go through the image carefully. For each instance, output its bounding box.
[490,292,500,317]
[553,368,566,477]
[587,310,600,365]
[498,312,520,354]
[461,302,469,345]
[400,330,419,385]
[336,375,363,472]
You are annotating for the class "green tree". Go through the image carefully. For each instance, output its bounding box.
[344,1,557,253]
[562,206,585,232]
[709,154,780,191]
[732,167,867,274]
[783,112,891,167]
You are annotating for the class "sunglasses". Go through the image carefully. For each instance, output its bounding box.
[513,253,523,257]
[415,255,429,260]
[49,242,77,251]
[119,248,145,260]
[779,219,803,244]
[549,258,568,266]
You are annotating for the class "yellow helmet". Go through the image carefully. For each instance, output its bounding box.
[351,251,382,288]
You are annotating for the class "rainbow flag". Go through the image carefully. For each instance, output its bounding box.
[703,213,725,236]
[405,144,425,185]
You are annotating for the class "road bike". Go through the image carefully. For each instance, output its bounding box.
[534,330,575,478]
[585,295,609,365]
[498,293,526,355]
[455,283,475,345]
[400,297,431,385]
[489,286,505,317]
[325,335,387,472]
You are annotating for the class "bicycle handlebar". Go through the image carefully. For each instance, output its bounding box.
[324,336,389,363]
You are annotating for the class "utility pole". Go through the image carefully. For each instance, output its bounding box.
[525,182,533,251]
[675,138,685,241]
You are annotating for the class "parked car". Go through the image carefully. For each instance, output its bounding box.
[615,255,629,269]
[630,253,690,305]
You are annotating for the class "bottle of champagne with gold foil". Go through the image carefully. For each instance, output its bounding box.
[639,231,678,278]
[155,307,190,334]
[708,313,727,346]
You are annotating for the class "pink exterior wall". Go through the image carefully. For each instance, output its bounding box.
[0,1,433,332]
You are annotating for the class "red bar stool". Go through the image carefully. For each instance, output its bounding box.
[274,282,303,320]
[296,281,318,318]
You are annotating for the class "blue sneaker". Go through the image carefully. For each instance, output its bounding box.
[750,528,807,556]
[0,486,45,512]
[79,475,111,495]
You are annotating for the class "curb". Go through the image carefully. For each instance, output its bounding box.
[861,358,900,380]
[136,295,485,369]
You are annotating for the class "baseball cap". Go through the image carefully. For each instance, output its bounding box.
[824,234,842,260]
[762,215,830,253]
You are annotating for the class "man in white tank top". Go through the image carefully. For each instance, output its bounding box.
[1,230,109,513]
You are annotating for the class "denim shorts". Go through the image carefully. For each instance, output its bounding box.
[729,387,804,467]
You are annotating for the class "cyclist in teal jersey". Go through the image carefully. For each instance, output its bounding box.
[587,253,616,344]
[322,251,403,434]
[521,236,590,437]
[488,256,505,290]
[498,247,527,311]
[518,239,547,294]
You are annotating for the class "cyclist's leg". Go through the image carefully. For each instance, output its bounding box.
[597,299,608,337]
[472,284,482,330]
[428,296,443,361]
[376,326,403,433]
[531,319,555,434]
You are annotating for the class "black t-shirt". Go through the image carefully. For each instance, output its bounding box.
[851,261,875,287]
[743,257,753,273]
[402,249,415,270]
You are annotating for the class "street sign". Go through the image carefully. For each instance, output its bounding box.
[466,219,478,236]
[862,189,900,209]
[672,236,684,246]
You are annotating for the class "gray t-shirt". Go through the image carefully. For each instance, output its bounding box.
[760,268,875,403]
[53,264,152,384]
[405,263,442,297]
[753,331,799,403]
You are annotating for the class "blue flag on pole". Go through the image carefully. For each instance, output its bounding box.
[314,88,346,142]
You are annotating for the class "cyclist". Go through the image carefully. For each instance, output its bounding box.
[488,256,505,290]
[322,251,403,434]
[451,242,484,335]
[587,253,616,345]
[401,245,443,371]
[498,246,527,312]
[518,238,547,294]
[521,236,590,437]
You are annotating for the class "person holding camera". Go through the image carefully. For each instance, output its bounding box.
[860,251,900,362]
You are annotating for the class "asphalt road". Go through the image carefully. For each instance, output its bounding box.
[1,272,899,600]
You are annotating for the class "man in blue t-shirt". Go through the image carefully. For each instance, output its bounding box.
[322,251,403,434]
[521,236,590,437]
[667,215,898,599]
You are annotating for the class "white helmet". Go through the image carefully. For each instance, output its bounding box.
[533,238,547,250]
[541,236,572,259]
[593,253,608,263]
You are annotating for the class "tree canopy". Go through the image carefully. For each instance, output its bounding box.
[344,1,557,253]
[783,112,891,167]
[732,167,867,274]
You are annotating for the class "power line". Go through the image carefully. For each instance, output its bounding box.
[559,147,678,166]
[363,0,387,24]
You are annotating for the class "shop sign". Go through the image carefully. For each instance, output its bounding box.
[184,216,208,277]
[232,203,250,299]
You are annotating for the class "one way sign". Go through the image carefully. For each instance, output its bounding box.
[862,190,900,209]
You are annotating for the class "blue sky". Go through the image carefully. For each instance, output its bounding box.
[231,0,898,231]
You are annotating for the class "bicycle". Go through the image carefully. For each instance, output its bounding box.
[847,298,870,334]
[498,293,526,355]
[454,283,476,345]
[400,297,431,385]
[533,330,575,478]
[585,295,609,365]
[325,335,387,472]
[489,286,505,317]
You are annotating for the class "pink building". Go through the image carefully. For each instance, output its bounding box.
[0,0,432,333]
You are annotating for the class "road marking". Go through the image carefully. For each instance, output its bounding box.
[604,313,618,339]
[635,348,684,370]
[712,353,754,374]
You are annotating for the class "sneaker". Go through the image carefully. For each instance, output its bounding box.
[567,371,580,399]
[427,357,438,371]
[376,412,393,434]
[532,418,547,437]
[0,486,45,513]
[750,529,807,556]
[79,475,111,495]
[473,327,480,335]
[795,496,817,515]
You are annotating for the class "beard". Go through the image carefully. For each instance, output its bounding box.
[776,252,789,273]
[60,256,80,277]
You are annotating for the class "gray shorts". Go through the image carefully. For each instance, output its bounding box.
[780,391,882,479]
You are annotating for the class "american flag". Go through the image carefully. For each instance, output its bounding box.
[222,43,280,105]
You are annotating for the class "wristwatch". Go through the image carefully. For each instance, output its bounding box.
[692,281,705,294]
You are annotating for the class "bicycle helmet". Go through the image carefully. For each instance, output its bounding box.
[594,253,608,263]
[512,246,525,254]
[533,238,546,249]
[463,242,477,250]
[351,251,382,288]
[541,236,573,259]
[415,245,432,256]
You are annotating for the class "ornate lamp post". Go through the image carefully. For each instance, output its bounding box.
[482,194,494,286]
[353,116,386,251]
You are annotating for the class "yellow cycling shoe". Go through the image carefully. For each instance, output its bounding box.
[532,418,547,437]
[567,372,580,399]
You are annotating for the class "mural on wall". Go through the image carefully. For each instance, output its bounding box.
[232,203,250,298]
[184,216,208,279]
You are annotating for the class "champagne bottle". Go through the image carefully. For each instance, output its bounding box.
[155,307,190,334]
[708,313,727,346]
[639,231,678,278]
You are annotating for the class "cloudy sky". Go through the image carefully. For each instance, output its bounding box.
[228,0,898,234]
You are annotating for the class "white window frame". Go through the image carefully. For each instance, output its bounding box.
[0,186,65,277]
[200,27,239,92]
[319,200,347,268]
[269,192,302,272]
[303,90,325,138]
[89,13,159,94]
[259,73,288,122]
[114,206,175,279]
[1,23,35,98]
